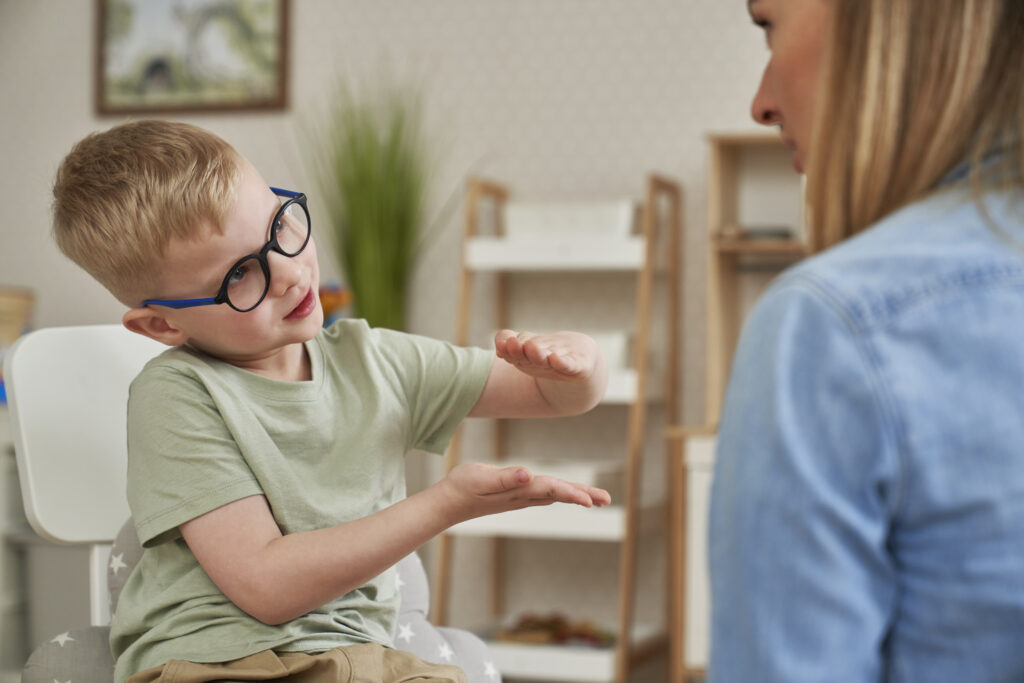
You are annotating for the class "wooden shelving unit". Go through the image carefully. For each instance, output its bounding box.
[434,175,683,683]
[705,132,808,425]
[662,132,808,682]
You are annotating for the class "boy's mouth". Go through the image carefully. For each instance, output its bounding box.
[284,288,316,320]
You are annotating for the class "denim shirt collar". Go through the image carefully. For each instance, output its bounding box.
[939,137,1021,187]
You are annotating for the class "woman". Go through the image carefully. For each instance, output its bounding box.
[708,1,1024,681]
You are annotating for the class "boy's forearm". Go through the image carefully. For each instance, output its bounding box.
[230,484,458,625]
[187,463,606,625]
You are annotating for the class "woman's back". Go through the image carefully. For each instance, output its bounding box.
[710,185,1024,682]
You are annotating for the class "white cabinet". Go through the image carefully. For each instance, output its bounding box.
[666,428,715,683]
[0,407,26,682]
[435,176,683,683]
[0,406,92,682]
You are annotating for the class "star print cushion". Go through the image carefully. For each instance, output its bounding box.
[21,625,115,683]
[393,553,502,683]
[23,521,500,683]
[109,519,144,614]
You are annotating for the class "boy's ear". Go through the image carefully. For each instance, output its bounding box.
[122,307,189,347]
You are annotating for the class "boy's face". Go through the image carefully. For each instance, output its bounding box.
[148,159,324,369]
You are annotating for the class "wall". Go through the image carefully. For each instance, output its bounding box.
[0,0,765,421]
[0,0,768,657]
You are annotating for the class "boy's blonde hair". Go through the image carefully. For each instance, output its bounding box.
[805,0,1024,251]
[53,120,242,305]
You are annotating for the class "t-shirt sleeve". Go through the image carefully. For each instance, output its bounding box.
[371,327,493,454]
[126,362,263,548]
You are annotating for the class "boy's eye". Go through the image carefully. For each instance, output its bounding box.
[227,262,254,286]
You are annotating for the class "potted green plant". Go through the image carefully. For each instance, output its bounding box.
[310,83,430,331]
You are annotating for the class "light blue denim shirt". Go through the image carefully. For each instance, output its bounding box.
[708,183,1024,682]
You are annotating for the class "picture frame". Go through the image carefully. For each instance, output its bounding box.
[95,0,289,115]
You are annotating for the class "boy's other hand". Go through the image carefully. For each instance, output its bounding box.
[494,330,601,382]
[438,462,612,525]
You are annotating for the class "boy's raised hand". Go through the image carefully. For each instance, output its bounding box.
[438,462,611,524]
[469,329,608,419]
[494,330,601,382]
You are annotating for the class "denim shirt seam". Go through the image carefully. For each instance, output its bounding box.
[853,264,1024,329]
[780,270,912,518]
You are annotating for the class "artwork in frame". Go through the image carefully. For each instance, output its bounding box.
[95,0,289,115]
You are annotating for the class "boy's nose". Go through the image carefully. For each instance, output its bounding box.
[267,249,305,295]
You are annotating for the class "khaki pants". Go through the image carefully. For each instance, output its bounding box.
[126,643,467,683]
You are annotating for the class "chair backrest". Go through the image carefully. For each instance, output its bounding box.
[3,324,164,625]
[4,324,164,545]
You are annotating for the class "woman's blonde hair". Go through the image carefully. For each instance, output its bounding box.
[805,0,1024,251]
[52,120,241,305]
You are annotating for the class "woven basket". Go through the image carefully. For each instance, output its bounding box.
[0,288,34,347]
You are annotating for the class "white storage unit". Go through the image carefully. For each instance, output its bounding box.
[666,427,715,683]
[0,407,26,683]
[435,176,684,683]
[0,406,93,683]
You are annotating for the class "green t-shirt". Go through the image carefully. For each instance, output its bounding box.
[110,320,492,683]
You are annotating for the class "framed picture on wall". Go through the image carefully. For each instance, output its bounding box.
[95,0,289,115]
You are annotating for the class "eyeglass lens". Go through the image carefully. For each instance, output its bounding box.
[223,199,311,311]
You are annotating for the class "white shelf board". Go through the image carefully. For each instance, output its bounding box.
[484,621,661,682]
[448,501,663,542]
[600,368,665,404]
[465,237,645,271]
[602,368,637,404]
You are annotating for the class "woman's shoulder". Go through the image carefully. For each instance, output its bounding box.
[775,188,1024,331]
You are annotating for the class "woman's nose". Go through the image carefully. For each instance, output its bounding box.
[751,64,781,126]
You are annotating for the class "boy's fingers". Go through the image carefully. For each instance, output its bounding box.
[494,466,531,492]
[584,484,612,506]
[529,476,594,506]
[494,329,517,345]
[498,335,527,364]
[546,351,582,376]
[522,339,552,367]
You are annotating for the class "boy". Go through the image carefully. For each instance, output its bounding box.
[52,120,611,683]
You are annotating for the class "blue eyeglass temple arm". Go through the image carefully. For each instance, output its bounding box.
[141,186,302,309]
[142,297,218,309]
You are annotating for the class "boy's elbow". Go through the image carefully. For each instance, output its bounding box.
[223,574,299,626]
[249,606,293,626]
[235,592,296,626]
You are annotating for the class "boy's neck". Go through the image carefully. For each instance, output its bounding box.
[213,340,313,382]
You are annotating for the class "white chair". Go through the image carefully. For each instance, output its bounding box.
[3,324,497,683]
[4,324,164,625]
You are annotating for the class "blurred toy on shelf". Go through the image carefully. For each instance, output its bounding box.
[0,287,34,406]
[318,283,353,327]
[494,612,615,648]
